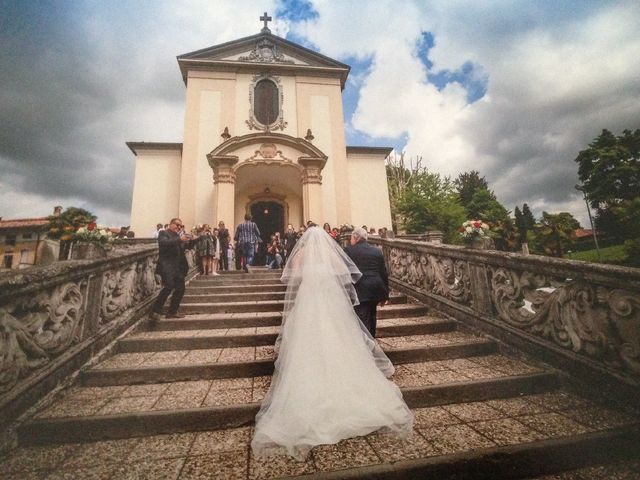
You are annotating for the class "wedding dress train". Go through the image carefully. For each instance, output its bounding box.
[251,227,413,460]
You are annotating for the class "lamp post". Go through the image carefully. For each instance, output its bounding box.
[575,184,602,262]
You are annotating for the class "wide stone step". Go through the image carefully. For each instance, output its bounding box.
[185,283,287,294]
[180,300,283,314]
[139,314,455,338]
[148,313,454,333]
[116,326,484,354]
[86,338,500,386]
[179,301,429,316]
[19,372,563,445]
[150,311,283,330]
[196,269,279,277]
[9,414,640,479]
[190,276,283,286]
[180,292,408,304]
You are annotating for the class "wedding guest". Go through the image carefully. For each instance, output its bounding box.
[152,223,163,239]
[323,222,337,240]
[211,228,221,275]
[227,242,235,270]
[217,221,230,271]
[345,227,389,337]
[196,226,215,275]
[283,224,297,264]
[234,213,261,273]
[268,235,284,269]
[265,234,277,267]
[150,218,193,320]
[234,242,242,270]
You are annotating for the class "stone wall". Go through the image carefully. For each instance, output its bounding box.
[0,244,161,430]
[370,237,640,394]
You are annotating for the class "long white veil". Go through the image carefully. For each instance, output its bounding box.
[278,226,394,373]
[252,227,412,459]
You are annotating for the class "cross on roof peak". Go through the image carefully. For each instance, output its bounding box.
[260,12,272,33]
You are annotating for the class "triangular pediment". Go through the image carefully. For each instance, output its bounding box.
[177,32,350,87]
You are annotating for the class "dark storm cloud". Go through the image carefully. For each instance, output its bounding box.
[0,1,187,222]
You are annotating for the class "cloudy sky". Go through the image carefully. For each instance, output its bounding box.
[1,0,639,228]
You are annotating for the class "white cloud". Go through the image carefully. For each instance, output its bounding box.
[293,0,640,225]
[1,0,638,230]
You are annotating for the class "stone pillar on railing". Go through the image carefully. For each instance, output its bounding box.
[468,262,493,316]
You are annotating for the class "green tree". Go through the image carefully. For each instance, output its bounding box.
[514,206,526,243]
[47,207,96,259]
[455,170,489,208]
[396,171,467,243]
[575,129,640,207]
[522,203,536,229]
[515,203,537,247]
[536,211,580,257]
[466,188,509,223]
[574,129,640,243]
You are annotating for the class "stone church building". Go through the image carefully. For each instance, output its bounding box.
[128,16,393,239]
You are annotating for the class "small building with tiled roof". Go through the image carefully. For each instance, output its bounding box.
[0,207,59,269]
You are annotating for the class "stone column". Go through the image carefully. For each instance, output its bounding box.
[207,154,238,227]
[299,158,325,223]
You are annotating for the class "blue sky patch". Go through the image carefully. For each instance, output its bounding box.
[276,0,318,22]
[416,32,435,70]
[428,62,488,103]
[416,31,487,103]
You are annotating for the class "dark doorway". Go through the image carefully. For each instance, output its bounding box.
[250,201,284,266]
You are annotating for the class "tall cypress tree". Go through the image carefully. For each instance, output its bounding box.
[522,203,536,229]
[514,206,526,243]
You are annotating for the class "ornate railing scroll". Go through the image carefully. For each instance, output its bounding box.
[0,244,160,425]
[370,237,640,386]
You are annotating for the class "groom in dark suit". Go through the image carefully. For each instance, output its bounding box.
[345,227,389,337]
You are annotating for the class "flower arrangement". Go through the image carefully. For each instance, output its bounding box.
[74,222,114,244]
[459,220,490,241]
[339,223,354,233]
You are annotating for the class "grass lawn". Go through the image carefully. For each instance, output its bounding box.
[566,244,627,264]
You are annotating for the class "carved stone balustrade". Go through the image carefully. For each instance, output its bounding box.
[0,243,162,430]
[370,237,640,393]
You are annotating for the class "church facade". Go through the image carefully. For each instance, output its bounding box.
[128,18,392,239]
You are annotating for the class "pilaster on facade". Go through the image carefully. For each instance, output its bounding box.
[207,155,239,184]
[299,157,326,185]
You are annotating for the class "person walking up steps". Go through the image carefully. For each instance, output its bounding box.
[234,213,261,273]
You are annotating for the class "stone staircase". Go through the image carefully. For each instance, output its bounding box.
[4,270,639,479]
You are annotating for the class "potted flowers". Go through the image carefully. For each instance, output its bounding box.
[459,220,493,249]
[71,222,114,259]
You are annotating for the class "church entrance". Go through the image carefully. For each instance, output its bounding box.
[250,201,284,266]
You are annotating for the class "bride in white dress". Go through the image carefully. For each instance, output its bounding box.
[251,226,413,460]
